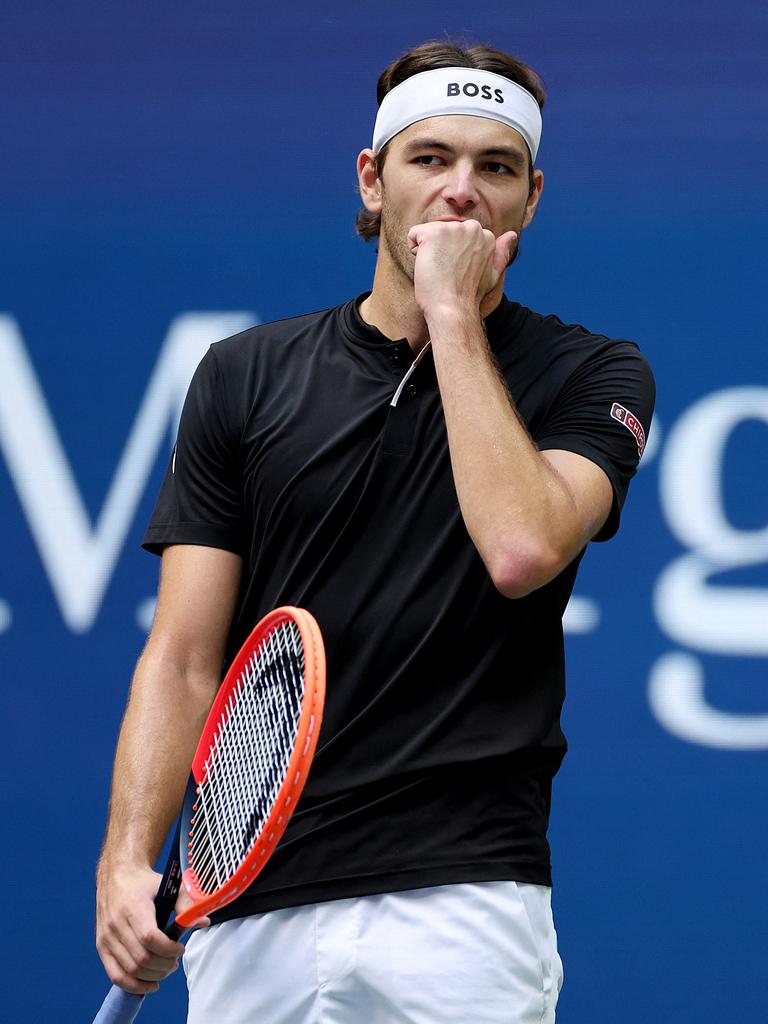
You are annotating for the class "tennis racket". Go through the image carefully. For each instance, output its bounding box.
[93,605,325,1024]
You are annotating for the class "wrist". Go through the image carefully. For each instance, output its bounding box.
[423,301,483,333]
[98,840,155,878]
[423,304,487,349]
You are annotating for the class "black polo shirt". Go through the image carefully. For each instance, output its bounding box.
[144,293,655,918]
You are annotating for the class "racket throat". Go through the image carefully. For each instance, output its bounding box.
[153,818,183,930]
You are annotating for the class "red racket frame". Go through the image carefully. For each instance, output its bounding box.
[174,606,325,927]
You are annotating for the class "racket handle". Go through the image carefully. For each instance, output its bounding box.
[92,887,184,1022]
[91,985,145,1023]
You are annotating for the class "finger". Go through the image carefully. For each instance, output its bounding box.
[117,920,160,965]
[131,921,186,958]
[498,230,517,259]
[100,946,161,996]
[407,221,443,250]
[102,925,180,982]
[134,959,180,983]
[126,902,185,955]
[175,884,212,931]
[407,225,424,253]
[100,914,157,976]
[187,915,212,930]
[493,231,518,275]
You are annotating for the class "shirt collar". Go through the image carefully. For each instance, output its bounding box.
[339,291,522,354]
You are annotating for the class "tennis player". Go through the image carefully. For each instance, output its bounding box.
[95,40,654,1023]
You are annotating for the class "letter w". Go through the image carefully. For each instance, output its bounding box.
[0,312,255,632]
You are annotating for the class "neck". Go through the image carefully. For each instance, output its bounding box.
[358,239,505,353]
[358,247,430,353]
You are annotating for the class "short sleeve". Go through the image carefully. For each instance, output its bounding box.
[143,346,243,555]
[535,341,655,542]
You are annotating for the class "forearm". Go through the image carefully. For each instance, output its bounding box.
[428,306,588,596]
[95,545,240,991]
[98,640,219,874]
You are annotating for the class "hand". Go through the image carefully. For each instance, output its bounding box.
[96,861,207,994]
[407,220,517,320]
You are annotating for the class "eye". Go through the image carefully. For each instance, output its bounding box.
[413,154,445,167]
[485,161,514,176]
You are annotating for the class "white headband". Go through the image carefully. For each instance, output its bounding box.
[372,67,542,161]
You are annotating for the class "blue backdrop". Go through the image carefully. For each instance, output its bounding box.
[2,2,766,1020]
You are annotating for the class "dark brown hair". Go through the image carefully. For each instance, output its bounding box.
[356,41,546,242]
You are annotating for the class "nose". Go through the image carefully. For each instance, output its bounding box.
[441,161,479,211]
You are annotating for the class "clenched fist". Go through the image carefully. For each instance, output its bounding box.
[407,220,517,320]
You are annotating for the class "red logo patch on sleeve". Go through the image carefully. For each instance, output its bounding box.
[610,402,646,457]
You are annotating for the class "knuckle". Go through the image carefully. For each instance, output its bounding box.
[112,970,135,990]
[124,956,141,975]
[135,947,155,968]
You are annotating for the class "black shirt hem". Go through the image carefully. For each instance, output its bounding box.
[210,860,553,922]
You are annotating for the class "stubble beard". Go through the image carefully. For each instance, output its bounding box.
[379,190,525,284]
[379,191,416,285]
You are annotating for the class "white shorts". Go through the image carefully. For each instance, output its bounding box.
[184,880,563,1023]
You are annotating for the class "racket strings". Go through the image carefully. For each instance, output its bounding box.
[188,620,305,893]
[191,623,304,890]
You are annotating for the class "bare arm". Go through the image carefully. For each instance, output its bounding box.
[410,220,613,598]
[429,307,612,596]
[95,544,242,993]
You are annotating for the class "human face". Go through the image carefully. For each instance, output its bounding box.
[372,115,543,283]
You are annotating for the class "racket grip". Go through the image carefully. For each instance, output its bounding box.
[92,985,145,1024]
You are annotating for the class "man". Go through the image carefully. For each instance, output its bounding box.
[96,40,654,1024]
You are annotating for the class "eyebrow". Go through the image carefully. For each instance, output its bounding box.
[402,137,528,170]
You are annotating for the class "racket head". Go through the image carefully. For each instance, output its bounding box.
[174,605,325,926]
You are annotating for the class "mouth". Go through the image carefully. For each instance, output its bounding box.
[430,216,492,229]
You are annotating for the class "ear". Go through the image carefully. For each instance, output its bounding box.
[521,168,544,229]
[357,148,383,214]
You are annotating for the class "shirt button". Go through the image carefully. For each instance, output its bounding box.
[407,383,417,397]
[390,349,402,365]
